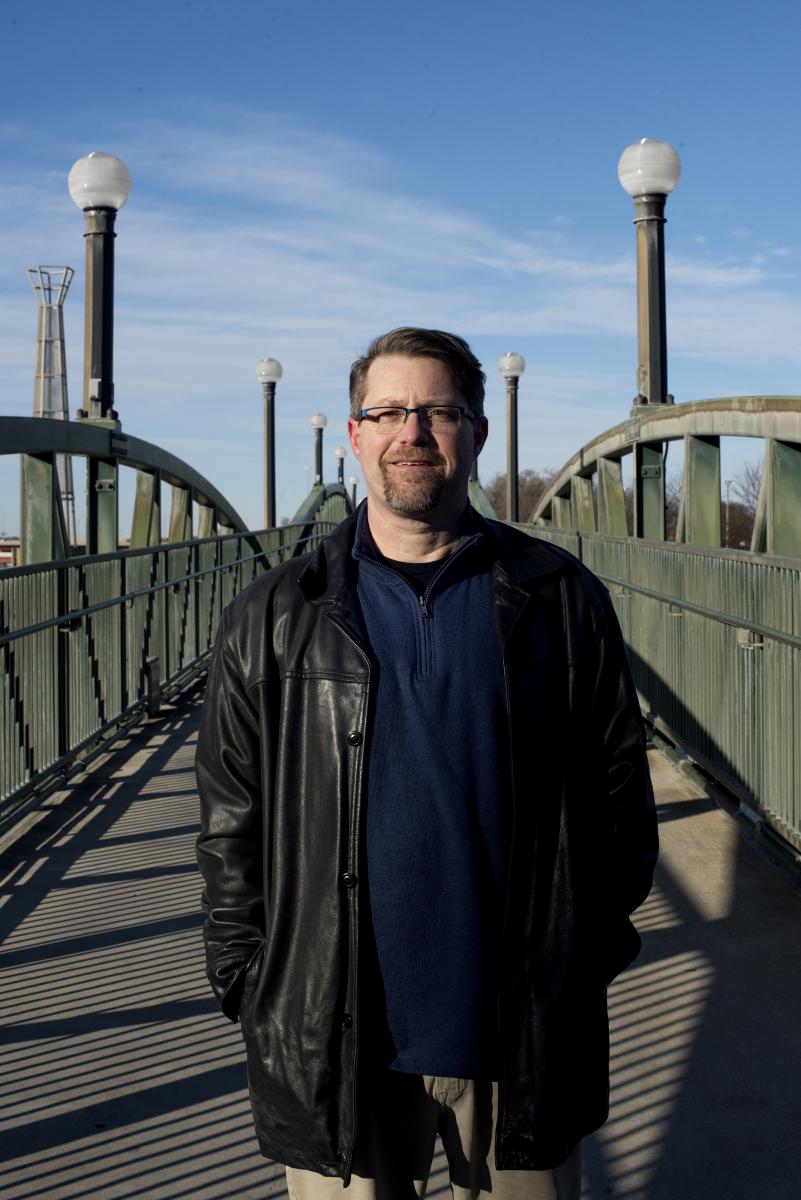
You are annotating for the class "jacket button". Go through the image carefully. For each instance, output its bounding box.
[347,730,363,746]
[342,1012,353,1028]
[342,872,358,888]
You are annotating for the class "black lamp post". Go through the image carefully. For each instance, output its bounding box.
[256,357,283,528]
[309,413,327,485]
[618,138,682,539]
[68,152,131,554]
[498,352,526,523]
[617,138,681,407]
[334,445,346,486]
[68,152,132,422]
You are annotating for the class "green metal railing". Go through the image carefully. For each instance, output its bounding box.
[0,521,337,828]
[523,394,801,853]
[529,527,801,853]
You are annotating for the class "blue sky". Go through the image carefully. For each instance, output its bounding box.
[1,0,800,532]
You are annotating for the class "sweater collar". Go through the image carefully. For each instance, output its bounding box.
[351,502,483,567]
[296,501,570,605]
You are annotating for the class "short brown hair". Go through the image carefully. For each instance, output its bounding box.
[349,327,486,418]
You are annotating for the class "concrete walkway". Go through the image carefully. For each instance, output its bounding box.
[1,696,800,1199]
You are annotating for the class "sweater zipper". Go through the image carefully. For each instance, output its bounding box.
[356,533,481,623]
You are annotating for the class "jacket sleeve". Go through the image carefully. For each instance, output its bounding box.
[592,584,658,922]
[195,609,265,1020]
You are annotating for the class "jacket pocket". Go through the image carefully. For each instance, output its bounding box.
[238,942,266,1029]
[216,942,265,1022]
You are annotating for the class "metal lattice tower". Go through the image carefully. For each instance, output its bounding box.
[27,266,77,544]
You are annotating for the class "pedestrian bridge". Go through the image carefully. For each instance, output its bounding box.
[2,398,801,1198]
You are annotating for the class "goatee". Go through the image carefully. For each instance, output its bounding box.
[379,455,446,515]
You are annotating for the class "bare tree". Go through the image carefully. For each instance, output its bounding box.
[722,501,754,549]
[665,472,682,541]
[721,460,762,548]
[730,460,762,513]
[482,468,558,521]
[481,460,761,548]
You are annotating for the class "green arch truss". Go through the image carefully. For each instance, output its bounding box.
[2,415,256,563]
[529,396,801,558]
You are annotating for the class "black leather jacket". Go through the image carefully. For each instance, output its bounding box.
[195,510,657,1179]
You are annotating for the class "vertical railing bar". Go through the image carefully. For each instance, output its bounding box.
[119,553,128,715]
[163,547,171,685]
[56,563,69,760]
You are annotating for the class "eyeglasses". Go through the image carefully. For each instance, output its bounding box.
[358,405,474,433]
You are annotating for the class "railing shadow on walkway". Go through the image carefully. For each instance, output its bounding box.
[0,675,800,1198]
[0,693,286,1199]
[581,658,801,1200]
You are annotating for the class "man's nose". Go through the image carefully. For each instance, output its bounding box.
[397,411,432,443]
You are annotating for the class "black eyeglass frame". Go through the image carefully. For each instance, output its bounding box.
[357,404,476,428]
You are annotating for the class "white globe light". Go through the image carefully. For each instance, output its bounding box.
[334,445,347,460]
[617,139,682,197]
[349,475,358,486]
[256,357,283,383]
[309,412,328,429]
[498,352,526,378]
[68,152,132,211]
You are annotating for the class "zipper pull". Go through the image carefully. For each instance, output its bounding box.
[418,593,428,618]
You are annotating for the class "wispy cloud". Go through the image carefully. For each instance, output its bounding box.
[1,108,800,528]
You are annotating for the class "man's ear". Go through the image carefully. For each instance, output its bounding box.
[347,416,362,460]
[473,416,489,458]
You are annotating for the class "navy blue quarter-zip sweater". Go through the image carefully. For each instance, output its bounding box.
[354,508,509,1078]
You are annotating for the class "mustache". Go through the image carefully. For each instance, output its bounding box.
[381,451,445,467]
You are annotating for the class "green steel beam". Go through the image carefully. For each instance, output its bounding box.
[683,435,721,547]
[168,485,193,544]
[130,469,161,548]
[197,503,216,539]
[551,496,572,528]
[634,442,665,540]
[571,475,596,532]
[597,457,628,536]
[764,439,801,558]
[86,457,118,555]
[20,453,68,564]
[751,445,769,554]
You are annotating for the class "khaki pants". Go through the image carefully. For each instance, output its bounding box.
[285,1072,581,1199]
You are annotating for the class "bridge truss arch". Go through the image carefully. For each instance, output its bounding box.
[1,415,261,563]
[530,396,801,559]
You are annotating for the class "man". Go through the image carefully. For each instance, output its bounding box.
[196,328,657,1198]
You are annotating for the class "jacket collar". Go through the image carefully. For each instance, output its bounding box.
[478,515,572,588]
[296,502,569,604]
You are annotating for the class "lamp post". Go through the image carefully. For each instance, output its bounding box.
[256,357,283,528]
[617,138,681,407]
[68,151,131,554]
[498,352,526,523]
[334,445,347,486]
[68,151,132,422]
[618,138,681,539]
[349,474,359,509]
[309,413,327,485]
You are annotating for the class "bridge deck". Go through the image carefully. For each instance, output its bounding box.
[1,696,800,1200]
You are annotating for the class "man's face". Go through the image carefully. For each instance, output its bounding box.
[347,355,487,521]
